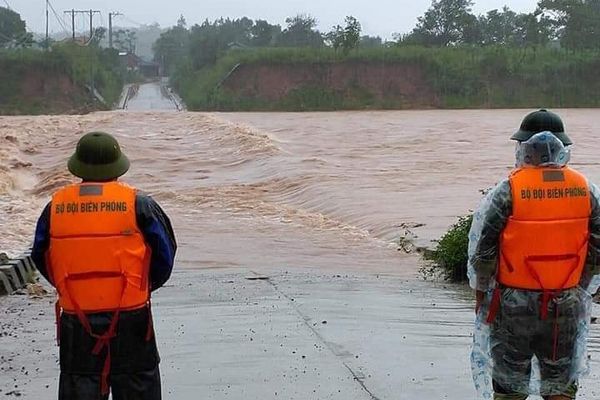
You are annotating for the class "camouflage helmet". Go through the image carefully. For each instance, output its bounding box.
[68,132,130,181]
[511,109,572,146]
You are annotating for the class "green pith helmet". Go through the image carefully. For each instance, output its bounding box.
[511,109,572,146]
[68,132,130,181]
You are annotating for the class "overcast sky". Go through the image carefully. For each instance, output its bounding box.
[13,0,539,39]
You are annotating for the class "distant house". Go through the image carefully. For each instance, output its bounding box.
[119,53,160,78]
[227,42,247,51]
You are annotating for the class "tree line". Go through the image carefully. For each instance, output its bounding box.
[153,14,367,73]
[153,0,600,74]
[401,0,600,49]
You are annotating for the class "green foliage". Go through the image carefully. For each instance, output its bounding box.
[279,14,324,48]
[408,0,478,46]
[153,25,190,75]
[326,16,362,55]
[423,215,473,282]
[251,20,281,47]
[360,35,383,47]
[478,7,552,47]
[113,29,137,53]
[0,6,32,48]
[171,45,600,111]
[0,44,125,114]
[25,269,37,285]
[343,17,362,52]
[539,0,600,50]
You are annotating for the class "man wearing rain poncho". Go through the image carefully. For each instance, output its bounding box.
[468,109,600,400]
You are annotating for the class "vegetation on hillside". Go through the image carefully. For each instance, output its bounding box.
[0,43,125,114]
[171,45,600,111]
[153,0,600,111]
[0,6,33,47]
[0,7,126,114]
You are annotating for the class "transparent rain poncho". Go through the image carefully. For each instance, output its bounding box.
[467,132,600,398]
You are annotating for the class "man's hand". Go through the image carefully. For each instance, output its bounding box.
[476,290,485,314]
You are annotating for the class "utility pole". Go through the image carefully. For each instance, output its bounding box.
[45,0,49,50]
[62,9,101,100]
[64,9,75,41]
[63,9,100,42]
[108,12,122,49]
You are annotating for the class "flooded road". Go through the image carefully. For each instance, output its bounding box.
[124,82,180,110]
[1,109,600,398]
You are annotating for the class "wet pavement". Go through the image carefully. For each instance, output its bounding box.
[124,82,179,111]
[2,267,600,399]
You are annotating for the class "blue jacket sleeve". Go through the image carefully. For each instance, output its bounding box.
[31,202,53,285]
[136,193,177,291]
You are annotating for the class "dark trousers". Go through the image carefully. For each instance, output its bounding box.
[59,366,161,400]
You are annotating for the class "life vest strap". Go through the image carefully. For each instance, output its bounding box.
[500,250,514,273]
[60,273,128,395]
[55,301,61,346]
[146,299,154,342]
[486,287,502,324]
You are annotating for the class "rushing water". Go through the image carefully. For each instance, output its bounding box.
[3,108,600,259]
[2,105,600,398]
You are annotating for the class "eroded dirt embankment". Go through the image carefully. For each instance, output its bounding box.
[221,62,439,108]
[0,64,93,115]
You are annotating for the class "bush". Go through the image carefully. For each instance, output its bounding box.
[422,215,473,282]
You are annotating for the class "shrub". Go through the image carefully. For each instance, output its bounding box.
[422,215,473,282]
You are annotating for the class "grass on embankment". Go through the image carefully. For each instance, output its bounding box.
[172,46,600,111]
[0,44,124,115]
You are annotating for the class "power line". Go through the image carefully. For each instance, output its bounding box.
[121,15,145,27]
[64,9,100,42]
[47,0,70,36]
[2,0,11,10]
[109,12,122,48]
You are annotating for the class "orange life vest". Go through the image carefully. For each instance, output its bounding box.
[498,167,591,291]
[47,181,153,395]
[48,181,151,312]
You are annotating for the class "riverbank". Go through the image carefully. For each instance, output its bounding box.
[173,47,600,111]
[0,45,124,115]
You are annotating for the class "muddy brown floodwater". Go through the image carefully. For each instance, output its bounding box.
[1,108,600,399]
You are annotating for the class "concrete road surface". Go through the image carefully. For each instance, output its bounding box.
[2,268,600,399]
[125,82,179,111]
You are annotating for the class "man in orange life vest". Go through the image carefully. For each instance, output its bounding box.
[468,110,600,399]
[31,132,177,400]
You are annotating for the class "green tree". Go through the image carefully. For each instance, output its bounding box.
[278,14,324,47]
[479,7,518,45]
[177,14,187,28]
[410,0,479,46]
[114,29,137,53]
[342,16,361,54]
[325,25,344,51]
[0,6,32,47]
[326,16,362,54]
[478,6,551,47]
[153,24,189,74]
[360,35,383,47]
[539,0,600,50]
[89,27,106,47]
[251,20,281,46]
[186,17,255,69]
[513,11,553,46]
